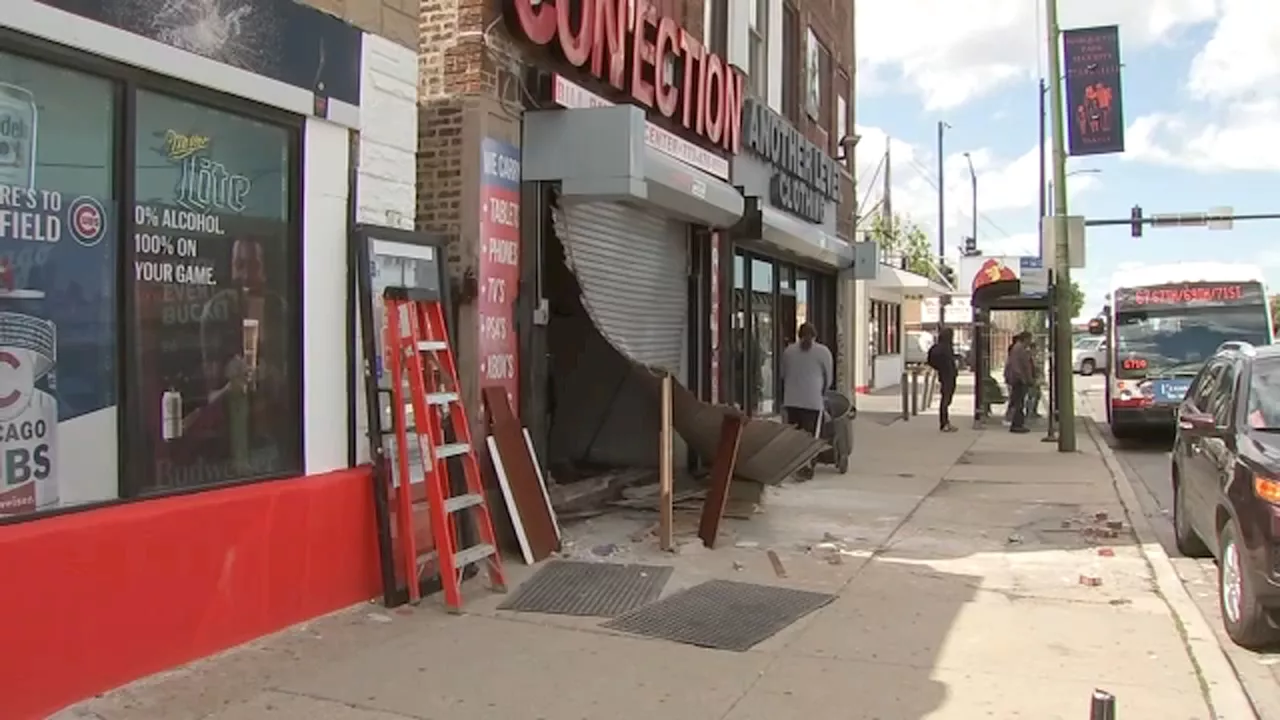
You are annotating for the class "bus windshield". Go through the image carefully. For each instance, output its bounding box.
[1114,305,1270,379]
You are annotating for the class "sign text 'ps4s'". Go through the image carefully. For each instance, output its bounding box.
[504,0,744,154]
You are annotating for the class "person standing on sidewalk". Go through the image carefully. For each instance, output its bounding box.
[781,323,832,480]
[1004,331,1034,433]
[926,328,959,432]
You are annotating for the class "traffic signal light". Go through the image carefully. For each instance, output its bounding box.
[1130,205,1143,238]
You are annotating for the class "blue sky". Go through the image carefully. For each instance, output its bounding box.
[852,0,1280,321]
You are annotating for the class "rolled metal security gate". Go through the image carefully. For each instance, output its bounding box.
[552,200,688,375]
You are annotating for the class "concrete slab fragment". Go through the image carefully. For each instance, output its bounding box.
[280,614,769,720]
[722,656,1212,720]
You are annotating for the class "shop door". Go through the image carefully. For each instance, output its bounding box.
[553,201,689,375]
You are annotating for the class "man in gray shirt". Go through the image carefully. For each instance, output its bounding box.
[781,323,833,480]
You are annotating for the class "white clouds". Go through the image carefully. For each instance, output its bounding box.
[1125,2,1280,171]
[856,0,1216,110]
[1126,100,1280,172]
[1186,0,1280,102]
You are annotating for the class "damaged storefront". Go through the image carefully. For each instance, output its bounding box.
[506,0,824,510]
[727,97,848,416]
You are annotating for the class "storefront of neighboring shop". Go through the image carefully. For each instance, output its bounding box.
[727,96,848,417]
[0,1,420,716]
[504,0,745,474]
[858,260,951,392]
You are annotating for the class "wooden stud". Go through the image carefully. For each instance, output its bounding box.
[659,373,674,552]
[698,412,744,548]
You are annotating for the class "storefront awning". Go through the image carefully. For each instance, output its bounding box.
[523,106,744,228]
[756,206,854,267]
[870,264,952,297]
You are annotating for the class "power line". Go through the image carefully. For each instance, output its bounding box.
[901,157,1015,239]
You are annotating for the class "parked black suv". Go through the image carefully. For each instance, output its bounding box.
[1172,343,1280,648]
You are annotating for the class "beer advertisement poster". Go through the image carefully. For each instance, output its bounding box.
[1063,25,1126,157]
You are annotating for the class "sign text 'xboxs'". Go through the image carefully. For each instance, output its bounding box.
[505,0,743,154]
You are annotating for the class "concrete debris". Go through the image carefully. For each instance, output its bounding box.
[1108,598,1131,607]
[1094,511,1109,522]
[1079,574,1103,587]
[734,540,760,549]
[822,532,843,542]
[767,549,787,578]
[826,553,844,566]
[732,561,745,571]
[591,543,619,557]
[1097,548,1115,557]
[1105,520,1124,531]
[366,613,393,624]
[1006,532,1024,545]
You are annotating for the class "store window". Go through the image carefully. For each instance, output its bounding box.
[128,91,299,494]
[871,301,901,356]
[750,258,775,415]
[0,52,117,517]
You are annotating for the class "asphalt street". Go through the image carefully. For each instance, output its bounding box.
[1076,374,1280,718]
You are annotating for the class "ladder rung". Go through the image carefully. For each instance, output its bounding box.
[444,493,484,513]
[436,442,470,458]
[418,340,447,352]
[417,542,497,572]
[426,391,459,405]
[454,543,497,567]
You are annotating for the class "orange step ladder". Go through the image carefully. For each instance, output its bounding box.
[382,287,507,612]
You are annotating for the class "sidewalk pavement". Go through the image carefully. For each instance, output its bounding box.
[60,407,1228,720]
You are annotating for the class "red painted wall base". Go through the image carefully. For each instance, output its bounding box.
[0,467,383,720]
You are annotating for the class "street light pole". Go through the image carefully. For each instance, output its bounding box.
[937,121,948,259]
[963,152,977,247]
[1045,0,1075,452]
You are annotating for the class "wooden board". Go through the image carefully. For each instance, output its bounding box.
[698,413,744,549]
[659,374,674,552]
[482,387,559,561]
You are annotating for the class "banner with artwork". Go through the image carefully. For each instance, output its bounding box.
[959,256,1022,295]
[1063,25,1125,157]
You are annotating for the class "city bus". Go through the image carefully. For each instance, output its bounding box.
[1098,263,1274,438]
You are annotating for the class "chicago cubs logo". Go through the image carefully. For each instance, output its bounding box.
[0,348,32,418]
[68,195,107,247]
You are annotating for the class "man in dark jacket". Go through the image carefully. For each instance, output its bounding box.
[927,328,959,432]
[1004,332,1035,433]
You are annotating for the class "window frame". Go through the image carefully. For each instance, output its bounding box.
[0,27,306,523]
[781,2,801,124]
[747,0,768,99]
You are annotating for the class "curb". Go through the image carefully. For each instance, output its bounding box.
[1081,415,1258,720]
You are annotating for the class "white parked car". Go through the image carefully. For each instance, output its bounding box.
[1073,336,1108,375]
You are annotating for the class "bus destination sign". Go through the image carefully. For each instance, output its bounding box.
[1115,282,1264,308]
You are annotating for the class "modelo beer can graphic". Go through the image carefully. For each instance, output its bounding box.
[0,83,37,189]
[0,301,57,516]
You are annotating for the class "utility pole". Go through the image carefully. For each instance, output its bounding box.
[1039,78,1057,444]
[883,137,892,239]
[1045,0,1075,452]
[937,121,945,259]
[963,152,977,246]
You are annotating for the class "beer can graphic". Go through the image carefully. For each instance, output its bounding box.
[0,83,37,189]
[161,388,183,441]
[0,308,57,516]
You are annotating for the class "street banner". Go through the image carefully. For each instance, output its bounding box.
[1063,25,1125,157]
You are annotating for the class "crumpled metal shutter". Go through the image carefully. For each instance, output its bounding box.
[553,201,688,375]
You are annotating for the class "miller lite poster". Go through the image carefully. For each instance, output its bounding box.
[0,82,117,516]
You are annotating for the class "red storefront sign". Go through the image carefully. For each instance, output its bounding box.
[479,138,522,415]
[505,0,744,154]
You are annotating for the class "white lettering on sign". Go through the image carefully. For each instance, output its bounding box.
[485,237,519,266]
[484,151,521,182]
[483,277,507,304]
[483,353,515,381]
[550,74,731,180]
[478,312,509,342]
[489,198,519,228]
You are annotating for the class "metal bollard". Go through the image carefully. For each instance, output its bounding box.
[910,370,920,416]
[1089,690,1115,720]
[901,371,910,421]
